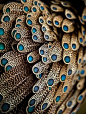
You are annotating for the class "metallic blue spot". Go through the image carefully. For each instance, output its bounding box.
[83,31,85,35]
[48,20,51,24]
[2,103,10,112]
[1,58,8,65]
[67,14,71,18]
[27,19,32,25]
[40,19,44,23]
[3,16,10,22]
[42,103,48,110]
[58,110,62,114]
[45,35,49,39]
[34,1,37,5]
[33,35,38,40]
[18,44,24,51]
[55,21,59,25]
[6,8,10,12]
[83,15,86,19]
[6,65,12,71]
[34,86,39,92]
[68,101,72,107]
[79,59,81,63]
[61,75,66,81]
[13,30,16,36]
[16,24,21,27]
[33,7,37,12]
[78,76,81,80]
[17,19,21,22]
[41,6,44,10]
[16,33,21,39]
[56,96,61,102]
[81,70,85,74]
[53,7,57,10]
[64,56,70,63]
[34,67,39,73]
[32,28,37,33]
[0,28,4,35]
[43,57,47,62]
[51,54,57,61]
[13,44,17,50]
[0,43,5,50]
[28,56,33,62]
[79,95,83,100]
[43,27,46,31]
[48,79,54,86]
[80,38,83,43]
[72,44,76,49]
[63,43,69,49]
[28,106,35,113]
[68,70,72,75]
[63,25,68,31]
[30,99,35,106]
[39,73,43,78]
[40,50,44,55]
[64,86,68,92]
[24,6,29,12]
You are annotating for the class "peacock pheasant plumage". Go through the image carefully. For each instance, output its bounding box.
[0,0,86,114]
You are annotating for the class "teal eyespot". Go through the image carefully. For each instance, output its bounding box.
[32,28,37,33]
[6,8,10,12]
[27,19,32,25]
[16,33,21,39]
[6,65,12,71]
[18,44,24,51]
[13,44,17,50]
[45,35,49,39]
[22,0,26,2]
[0,43,5,50]
[68,70,72,75]
[34,1,37,5]
[13,30,16,36]
[28,106,35,113]
[58,110,62,114]
[1,58,8,65]
[43,57,47,62]
[24,6,29,12]
[16,24,21,27]
[56,96,61,102]
[0,28,4,35]
[3,16,10,22]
